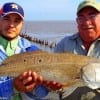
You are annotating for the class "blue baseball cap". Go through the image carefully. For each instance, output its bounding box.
[0,2,24,20]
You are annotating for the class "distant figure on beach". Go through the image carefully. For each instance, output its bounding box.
[54,0,100,100]
[0,2,62,100]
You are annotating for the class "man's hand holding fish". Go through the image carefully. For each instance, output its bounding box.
[14,70,63,92]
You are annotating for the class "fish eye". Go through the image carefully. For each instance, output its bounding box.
[38,59,42,63]
[24,59,26,62]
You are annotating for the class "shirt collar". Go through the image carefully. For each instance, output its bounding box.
[0,36,19,50]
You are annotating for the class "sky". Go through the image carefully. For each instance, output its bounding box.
[0,0,100,21]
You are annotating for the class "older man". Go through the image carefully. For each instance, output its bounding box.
[54,0,100,100]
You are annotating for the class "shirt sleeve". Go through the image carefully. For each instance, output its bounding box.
[26,45,40,52]
[0,77,14,99]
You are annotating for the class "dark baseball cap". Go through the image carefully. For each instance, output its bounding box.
[0,2,24,20]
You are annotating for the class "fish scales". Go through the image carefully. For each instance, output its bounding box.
[0,51,100,87]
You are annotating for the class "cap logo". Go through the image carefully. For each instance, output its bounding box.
[10,4,18,10]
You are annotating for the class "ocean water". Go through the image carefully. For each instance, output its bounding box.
[22,21,77,52]
[22,21,77,34]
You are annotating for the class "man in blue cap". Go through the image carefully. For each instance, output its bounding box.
[0,2,62,100]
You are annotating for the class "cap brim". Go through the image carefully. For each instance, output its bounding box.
[1,12,24,20]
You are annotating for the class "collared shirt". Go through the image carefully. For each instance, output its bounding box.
[0,36,52,100]
[54,33,100,58]
[0,36,18,56]
[0,36,61,100]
